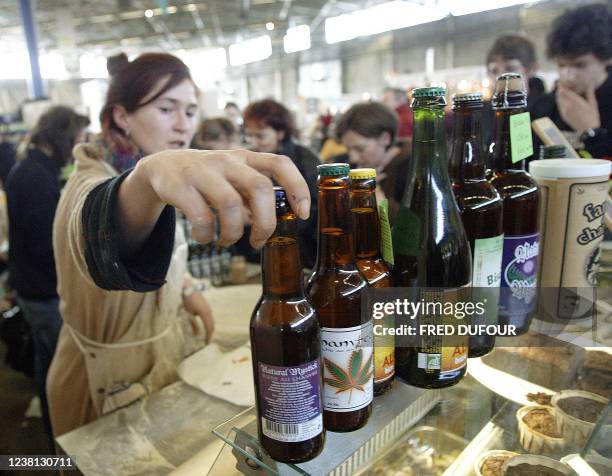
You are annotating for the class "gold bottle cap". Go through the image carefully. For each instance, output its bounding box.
[349,168,377,180]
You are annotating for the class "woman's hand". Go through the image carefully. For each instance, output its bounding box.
[117,149,311,257]
[183,276,215,344]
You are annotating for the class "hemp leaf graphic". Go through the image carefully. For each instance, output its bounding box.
[324,349,373,403]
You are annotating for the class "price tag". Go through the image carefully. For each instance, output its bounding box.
[510,112,533,163]
[379,199,394,266]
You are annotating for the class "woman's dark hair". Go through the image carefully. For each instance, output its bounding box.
[100,52,194,135]
[195,117,236,144]
[486,35,537,69]
[547,3,611,60]
[29,106,90,167]
[335,102,398,147]
[243,99,295,141]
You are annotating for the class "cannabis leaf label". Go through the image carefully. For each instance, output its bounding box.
[324,349,373,404]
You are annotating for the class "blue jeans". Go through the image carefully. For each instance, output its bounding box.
[17,296,62,449]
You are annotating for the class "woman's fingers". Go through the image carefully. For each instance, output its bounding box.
[223,162,276,248]
[239,150,312,220]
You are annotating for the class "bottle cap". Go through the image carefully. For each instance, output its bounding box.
[317,163,350,177]
[273,186,288,209]
[453,92,484,103]
[492,73,527,109]
[412,87,446,98]
[349,168,377,180]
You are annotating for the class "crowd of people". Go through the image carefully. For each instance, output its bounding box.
[0,2,609,450]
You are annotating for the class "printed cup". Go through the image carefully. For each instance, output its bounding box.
[529,159,611,330]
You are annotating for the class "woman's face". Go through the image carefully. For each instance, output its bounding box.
[341,129,389,168]
[244,123,284,153]
[118,78,199,155]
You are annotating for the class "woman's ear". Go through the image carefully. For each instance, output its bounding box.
[379,131,392,149]
[112,105,130,136]
[276,129,286,143]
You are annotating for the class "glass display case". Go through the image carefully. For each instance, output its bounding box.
[209,322,611,476]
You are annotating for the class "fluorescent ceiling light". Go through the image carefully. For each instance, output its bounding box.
[449,0,540,16]
[79,54,108,79]
[325,1,447,44]
[40,52,68,79]
[229,35,272,66]
[284,25,311,53]
[181,47,227,82]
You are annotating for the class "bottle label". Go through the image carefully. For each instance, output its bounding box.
[374,314,395,384]
[509,112,533,163]
[499,233,539,316]
[472,235,504,287]
[415,287,468,376]
[379,199,394,266]
[321,323,374,412]
[258,361,323,443]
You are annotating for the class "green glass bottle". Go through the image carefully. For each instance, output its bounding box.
[392,87,471,389]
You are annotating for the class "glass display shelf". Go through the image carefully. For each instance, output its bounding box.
[210,342,611,476]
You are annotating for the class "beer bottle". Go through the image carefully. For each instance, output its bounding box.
[488,73,540,334]
[307,163,372,432]
[449,92,504,358]
[349,168,395,395]
[392,87,471,389]
[250,187,324,463]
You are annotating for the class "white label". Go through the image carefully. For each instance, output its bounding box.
[261,415,323,443]
[472,234,504,287]
[321,323,374,412]
[417,352,440,370]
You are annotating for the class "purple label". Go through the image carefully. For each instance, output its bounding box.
[499,233,539,320]
[258,360,323,443]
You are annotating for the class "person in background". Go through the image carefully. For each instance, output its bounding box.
[531,3,611,159]
[484,34,540,148]
[336,101,409,222]
[191,117,238,150]
[381,86,412,144]
[46,53,311,439]
[223,102,244,141]
[242,98,319,268]
[5,105,89,447]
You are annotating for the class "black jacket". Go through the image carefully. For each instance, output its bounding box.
[529,67,612,160]
[6,148,61,299]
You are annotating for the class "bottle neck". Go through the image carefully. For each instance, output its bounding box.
[449,108,486,182]
[350,184,381,259]
[262,216,304,298]
[491,108,526,172]
[315,177,355,270]
[413,106,447,171]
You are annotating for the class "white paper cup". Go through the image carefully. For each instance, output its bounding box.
[474,450,520,476]
[551,390,610,447]
[516,405,565,455]
[502,454,571,475]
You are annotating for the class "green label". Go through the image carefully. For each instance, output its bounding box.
[472,234,504,287]
[378,199,394,266]
[392,207,421,257]
[509,112,533,163]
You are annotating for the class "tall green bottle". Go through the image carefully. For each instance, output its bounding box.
[392,87,471,389]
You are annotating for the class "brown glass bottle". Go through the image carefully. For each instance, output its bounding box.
[349,168,395,395]
[306,163,372,432]
[250,187,324,463]
[392,87,471,389]
[488,73,541,335]
[449,92,504,358]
